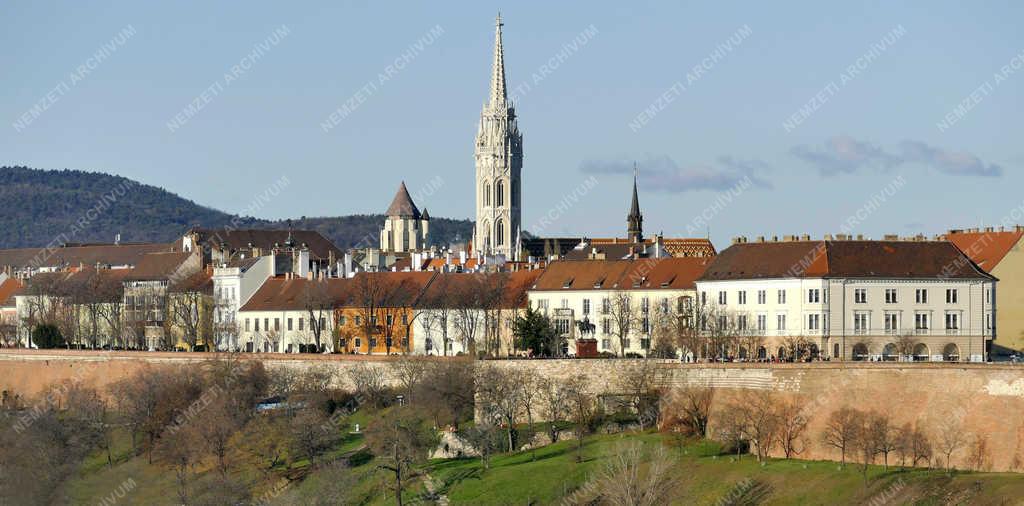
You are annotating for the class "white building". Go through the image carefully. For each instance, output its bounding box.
[695,237,996,362]
[527,258,712,356]
[212,255,275,351]
[380,181,430,253]
[237,277,347,353]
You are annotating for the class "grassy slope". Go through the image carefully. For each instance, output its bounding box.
[61,423,1024,506]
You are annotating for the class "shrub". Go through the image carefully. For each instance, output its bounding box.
[31,324,63,348]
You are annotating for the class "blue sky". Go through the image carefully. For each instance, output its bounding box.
[2,1,1022,247]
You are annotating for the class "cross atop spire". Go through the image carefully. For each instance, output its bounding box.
[489,12,507,107]
[628,163,643,243]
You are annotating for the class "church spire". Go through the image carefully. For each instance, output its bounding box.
[627,163,643,243]
[489,12,507,107]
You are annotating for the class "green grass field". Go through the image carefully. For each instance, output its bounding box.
[59,418,1024,506]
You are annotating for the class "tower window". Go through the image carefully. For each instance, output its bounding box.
[484,183,491,207]
[496,180,505,206]
[496,220,505,246]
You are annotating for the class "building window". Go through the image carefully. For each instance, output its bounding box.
[659,298,669,313]
[854,289,866,304]
[757,314,766,331]
[945,312,959,330]
[484,182,491,206]
[718,291,727,305]
[737,291,747,305]
[320,317,326,330]
[555,319,571,335]
[354,315,361,326]
[777,314,786,331]
[602,318,611,334]
[777,290,786,304]
[807,289,820,303]
[495,219,505,246]
[401,313,408,325]
[337,315,345,326]
[885,289,898,304]
[854,312,868,333]
[601,298,610,314]
[915,313,929,330]
[582,298,590,315]
[641,317,650,333]
[807,314,820,330]
[299,317,305,330]
[718,315,728,329]
[641,338,650,350]
[915,289,928,304]
[496,180,505,207]
[946,289,958,304]
[264,318,269,332]
[622,339,631,350]
[641,297,649,313]
[601,338,610,349]
[701,292,707,306]
[287,318,293,331]
[884,313,898,332]
[254,319,260,332]
[986,313,993,330]
[757,290,766,304]
[274,318,280,331]
[245,318,250,332]
[737,315,747,331]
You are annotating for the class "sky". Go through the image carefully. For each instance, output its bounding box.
[2,1,1023,248]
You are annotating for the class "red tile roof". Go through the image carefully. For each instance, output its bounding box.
[240,277,351,312]
[700,240,994,281]
[126,252,196,281]
[945,229,1023,273]
[0,243,173,270]
[0,278,23,307]
[531,258,709,292]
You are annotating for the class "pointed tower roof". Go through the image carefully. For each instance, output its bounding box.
[489,13,507,107]
[385,181,421,219]
[629,166,641,220]
[421,208,430,220]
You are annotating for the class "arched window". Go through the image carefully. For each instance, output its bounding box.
[496,180,505,207]
[852,343,869,361]
[495,219,505,246]
[943,343,960,362]
[482,221,491,249]
[882,343,897,361]
[913,342,930,362]
[484,183,491,207]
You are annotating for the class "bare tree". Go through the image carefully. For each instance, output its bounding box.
[667,386,715,438]
[908,424,933,468]
[365,407,439,506]
[871,412,900,470]
[167,275,211,351]
[821,406,863,466]
[968,433,991,471]
[476,365,523,452]
[735,391,779,462]
[538,377,569,444]
[617,359,661,430]
[347,362,388,408]
[393,356,429,403]
[777,396,810,459]
[452,275,488,357]
[564,374,596,462]
[894,333,918,361]
[608,292,639,356]
[937,418,966,473]
[299,280,334,352]
[573,441,678,506]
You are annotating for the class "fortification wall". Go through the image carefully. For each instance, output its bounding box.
[2,350,1022,471]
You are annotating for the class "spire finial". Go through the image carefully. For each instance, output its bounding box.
[489,13,508,106]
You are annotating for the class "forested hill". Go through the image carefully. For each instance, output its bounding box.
[0,166,472,249]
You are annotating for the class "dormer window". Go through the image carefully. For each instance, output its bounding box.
[593,277,605,288]
[562,277,574,289]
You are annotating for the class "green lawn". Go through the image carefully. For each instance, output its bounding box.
[60,418,1024,506]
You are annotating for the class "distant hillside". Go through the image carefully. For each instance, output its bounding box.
[0,166,472,250]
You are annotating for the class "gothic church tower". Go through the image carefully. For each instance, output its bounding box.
[474,14,523,258]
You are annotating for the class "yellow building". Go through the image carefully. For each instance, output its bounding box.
[947,227,1024,354]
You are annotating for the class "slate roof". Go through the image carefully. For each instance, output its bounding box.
[0,243,173,270]
[384,181,421,219]
[190,228,342,261]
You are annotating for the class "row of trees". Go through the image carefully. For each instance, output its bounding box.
[13,269,216,351]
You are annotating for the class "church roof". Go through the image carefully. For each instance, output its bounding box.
[385,181,421,219]
[628,175,641,220]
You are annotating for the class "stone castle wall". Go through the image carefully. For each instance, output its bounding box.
[2,350,1022,471]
